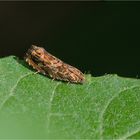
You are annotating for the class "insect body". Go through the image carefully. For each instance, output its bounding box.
[24,45,85,83]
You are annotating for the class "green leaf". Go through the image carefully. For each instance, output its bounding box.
[0,56,140,139]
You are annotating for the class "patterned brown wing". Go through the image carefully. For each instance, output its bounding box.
[24,45,85,84]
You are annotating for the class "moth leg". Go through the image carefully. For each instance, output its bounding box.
[51,78,55,83]
[34,71,39,75]
[51,73,57,81]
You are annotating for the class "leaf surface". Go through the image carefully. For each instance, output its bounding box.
[0,56,140,139]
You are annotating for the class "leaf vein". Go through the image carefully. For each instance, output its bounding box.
[99,85,140,139]
[118,125,140,140]
[0,72,33,111]
[46,82,61,131]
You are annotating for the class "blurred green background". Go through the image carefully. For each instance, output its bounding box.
[0,2,140,78]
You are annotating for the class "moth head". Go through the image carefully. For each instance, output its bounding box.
[31,45,45,57]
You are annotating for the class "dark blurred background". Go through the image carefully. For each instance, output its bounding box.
[0,2,140,78]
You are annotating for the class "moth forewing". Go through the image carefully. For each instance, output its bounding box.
[24,45,85,84]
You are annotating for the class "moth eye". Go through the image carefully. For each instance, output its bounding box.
[37,52,41,55]
[36,50,42,55]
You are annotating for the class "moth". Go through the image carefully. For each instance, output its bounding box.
[24,45,85,84]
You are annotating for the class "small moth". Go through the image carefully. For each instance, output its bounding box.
[24,45,85,83]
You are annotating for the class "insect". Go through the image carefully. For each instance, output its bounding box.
[24,45,85,84]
